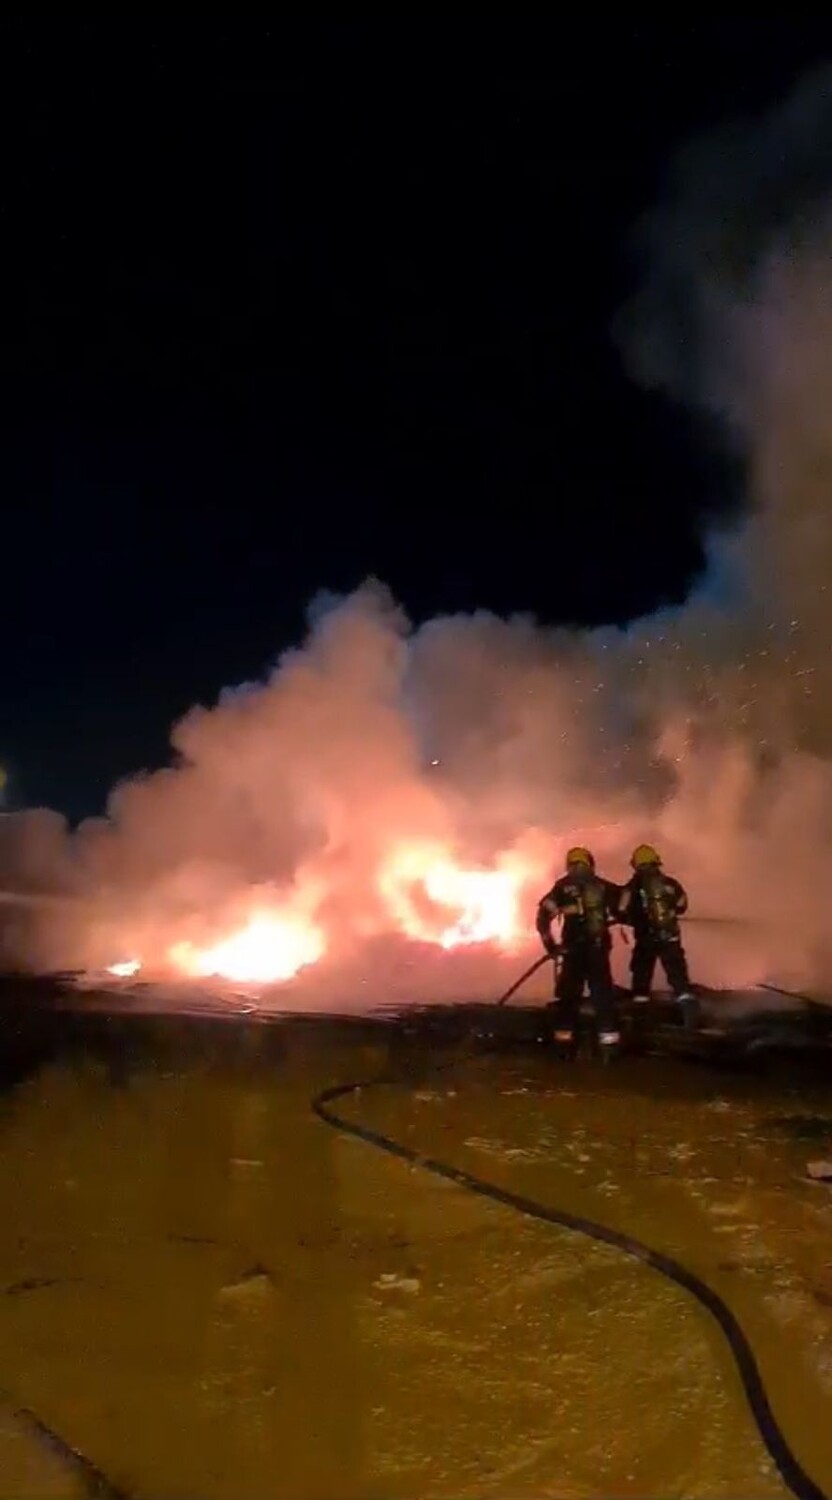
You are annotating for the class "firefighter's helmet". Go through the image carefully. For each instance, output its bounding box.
[631,843,661,869]
[565,846,594,870]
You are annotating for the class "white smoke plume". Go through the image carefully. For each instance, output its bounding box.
[5,65,832,1003]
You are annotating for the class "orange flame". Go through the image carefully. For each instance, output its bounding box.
[101,841,542,986]
[106,958,141,978]
[378,842,528,951]
[168,911,325,985]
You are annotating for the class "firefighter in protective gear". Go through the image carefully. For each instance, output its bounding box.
[619,845,694,1010]
[535,847,623,1050]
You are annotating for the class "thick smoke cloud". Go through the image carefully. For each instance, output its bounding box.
[6,65,832,1000]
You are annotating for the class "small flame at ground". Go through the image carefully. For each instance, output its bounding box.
[106,959,141,978]
[169,912,326,985]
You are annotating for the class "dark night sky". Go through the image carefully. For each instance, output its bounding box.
[3,17,832,818]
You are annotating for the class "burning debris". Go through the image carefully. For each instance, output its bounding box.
[168,913,325,986]
[106,959,141,979]
[98,840,545,987]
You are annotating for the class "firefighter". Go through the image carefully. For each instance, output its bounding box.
[535,847,623,1053]
[620,844,696,1020]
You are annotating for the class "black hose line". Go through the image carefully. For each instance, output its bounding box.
[7,1397,132,1499]
[313,1067,829,1500]
[496,952,551,1006]
[759,981,821,1007]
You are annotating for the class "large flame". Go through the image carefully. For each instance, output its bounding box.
[168,911,326,985]
[376,841,528,951]
[103,840,536,986]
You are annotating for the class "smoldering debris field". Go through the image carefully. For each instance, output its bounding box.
[0,977,831,1499]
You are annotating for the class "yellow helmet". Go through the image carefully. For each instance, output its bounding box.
[631,843,661,869]
[566,846,594,870]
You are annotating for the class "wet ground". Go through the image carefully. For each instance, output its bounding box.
[0,981,831,1499]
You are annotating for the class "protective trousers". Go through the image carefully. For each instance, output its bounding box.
[631,935,690,998]
[554,941,617,1034]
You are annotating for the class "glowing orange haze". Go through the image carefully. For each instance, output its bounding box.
[105,838,541,984]
[15,73,832,1004]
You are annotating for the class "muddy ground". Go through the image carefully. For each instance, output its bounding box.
[0,980,830,1499]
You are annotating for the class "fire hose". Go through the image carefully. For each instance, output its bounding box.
[495,913,747,1010]
[1,1397,132,1499]
[312,955,829,1500]
[495,950,552,1005]
[495,921,629,1007]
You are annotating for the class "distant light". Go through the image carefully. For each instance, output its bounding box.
[430,759,440,766]
[107,959,141,978]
